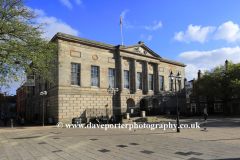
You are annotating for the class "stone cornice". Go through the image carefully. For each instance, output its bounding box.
[51,32,186,67]
[119,49,162,61]
[51,32,117,50]
[120,44,161,58]
[161,58,187,67]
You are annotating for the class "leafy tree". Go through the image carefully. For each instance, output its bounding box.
[194,61,240,114]
[0,0,59,88]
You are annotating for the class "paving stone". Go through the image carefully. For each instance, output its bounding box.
[0,118,240,159]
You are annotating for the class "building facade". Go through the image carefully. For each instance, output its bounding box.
[0,92,17,118]
[188,70,240,116]
[25,32,187,124]
[16,86,27,118]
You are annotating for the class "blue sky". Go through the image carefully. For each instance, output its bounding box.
[3,0,240,95]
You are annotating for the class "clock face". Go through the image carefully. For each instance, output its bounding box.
[139,48,144,53]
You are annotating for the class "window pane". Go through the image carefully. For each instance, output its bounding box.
[124,71,129,89]
[159,76,164,91]
[149,74,153,90]
[108,68,115,88]
[91,66,99,87]
[178,80,181,92]
[169,79,173,91]
[71,63,80,86]
[137,72,142,89]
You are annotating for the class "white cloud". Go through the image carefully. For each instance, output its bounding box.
[145,21,162,30]
[75,0,82,5]
[34,9,45,16]
[121,9,129,19]
[29,8,79,39]
[121,9,134,29]
[177,46,240,80]
[140,34,153,41]
[215,21,240,43]
[37,16,79,39]
[124,23,134,29]
[60,0,72,9]
[147,35,153,41]
[174,24,216,43]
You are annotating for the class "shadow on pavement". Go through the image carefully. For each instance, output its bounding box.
[12,136,41,139]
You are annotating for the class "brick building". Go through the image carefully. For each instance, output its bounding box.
[16,86,26,118]
[25,32,187,124]
[0,92,17,118]
[188,69,240,115]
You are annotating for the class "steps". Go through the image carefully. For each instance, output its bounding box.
[122,116,174,124]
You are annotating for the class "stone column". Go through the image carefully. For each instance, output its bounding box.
[173,75,176,92]
[155,63,160,94]
[116,49,123,92]
[144,61,149,94]
[120,56,124,92]
[133,59,137,94]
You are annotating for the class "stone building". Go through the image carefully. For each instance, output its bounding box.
[16,86,26,118]
[25,32,187,124]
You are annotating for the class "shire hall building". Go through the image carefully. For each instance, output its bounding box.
[24,32,187,124]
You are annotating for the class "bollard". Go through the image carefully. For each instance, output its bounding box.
[11,119,13,128]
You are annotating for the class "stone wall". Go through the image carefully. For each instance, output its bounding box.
[25,33,187,124]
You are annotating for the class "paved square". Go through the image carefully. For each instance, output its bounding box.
[0,118,240,160]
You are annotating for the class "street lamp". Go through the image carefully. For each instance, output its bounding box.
[107,85,119,116]
[40,91,47,126]
[169,71,182,132]
[107,85,119,94]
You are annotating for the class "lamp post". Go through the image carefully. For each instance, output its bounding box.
[169,71,182,132]
[40,91,47,126]
[107,85,119,116]
[163,97,166,114]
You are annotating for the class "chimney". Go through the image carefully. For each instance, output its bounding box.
[225,59,228,70]
[198,70,201,79]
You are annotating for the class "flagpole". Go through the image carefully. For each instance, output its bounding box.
[120,13,123,45]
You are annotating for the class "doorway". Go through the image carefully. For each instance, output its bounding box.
[140,99,148,115]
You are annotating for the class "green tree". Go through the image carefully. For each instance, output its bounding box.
[194,61,240,115]
[0,0,59,88]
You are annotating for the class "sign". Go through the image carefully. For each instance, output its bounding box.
[49,118,53,124]
[131,109,134,114]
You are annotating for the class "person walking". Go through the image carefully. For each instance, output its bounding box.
[203,107,208,129]
[204,107,208,121]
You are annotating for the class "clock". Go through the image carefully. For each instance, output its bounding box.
[139,48,144,53]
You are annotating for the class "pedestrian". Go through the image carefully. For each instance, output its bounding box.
[203,107,208,130]
[111,115,115,124]
[101,115,106,124]
[17,115,21,125]
[94,116,100,124]
[203,107,208,121]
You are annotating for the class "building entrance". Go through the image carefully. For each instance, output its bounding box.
[140,99,148,115]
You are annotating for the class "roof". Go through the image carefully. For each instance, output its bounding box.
[51,32,186,67]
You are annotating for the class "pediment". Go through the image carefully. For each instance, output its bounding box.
[122,44,161,59]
